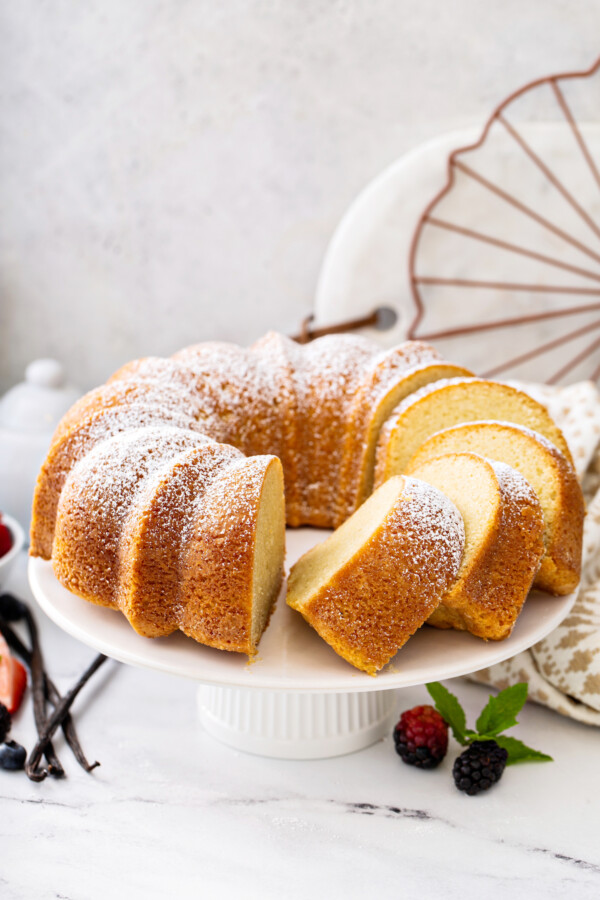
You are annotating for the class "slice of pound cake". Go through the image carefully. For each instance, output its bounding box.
[407,453,545,640]
[286,475,465,675]
[405,421,584,596]
[375,378,573,484]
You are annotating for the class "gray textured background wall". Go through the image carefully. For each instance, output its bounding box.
[1,0,598,391]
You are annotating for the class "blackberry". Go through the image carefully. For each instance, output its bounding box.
[453,740,508,795]
[393,704,448,769]
[0,702,11,743]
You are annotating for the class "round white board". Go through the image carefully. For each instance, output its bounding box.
[314,123,600,384]
[29,527,576,693]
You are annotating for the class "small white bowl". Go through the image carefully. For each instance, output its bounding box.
[0,513,25,590]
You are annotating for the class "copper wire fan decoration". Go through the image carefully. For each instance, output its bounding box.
[408,56,600,385]
[297,58,600,386]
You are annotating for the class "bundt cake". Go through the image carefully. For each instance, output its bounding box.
[30,330,582,665]
[404,421,584,595]
[407,453,545,640]
[285,475,465,675]
[31,331,470,654]
[374,377,574,485]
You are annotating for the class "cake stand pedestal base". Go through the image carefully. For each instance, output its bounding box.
[198,685,398,759]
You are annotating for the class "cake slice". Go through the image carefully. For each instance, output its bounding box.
[408,453,545,640]
[286,475,465,675]
[375,378,573,485]
[178,455,286,654]
[405,421,584,595]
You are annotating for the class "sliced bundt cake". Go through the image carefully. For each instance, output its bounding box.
[405,421,584,596]
[34,332,472,654]
[286,475,465,674]
[408,453,545,640]
[33,332,576,659]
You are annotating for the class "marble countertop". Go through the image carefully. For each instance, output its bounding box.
[3,549,600,900]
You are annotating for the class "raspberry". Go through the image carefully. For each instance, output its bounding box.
[0,521,12,559]
[453,740,508,795]
[393,704,448,769]
[0,702,11,743]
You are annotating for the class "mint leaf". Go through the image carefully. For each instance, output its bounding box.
[426,682,468,744]
[423,681,552,765]
[494,734,553,765]
[475,683,528,736]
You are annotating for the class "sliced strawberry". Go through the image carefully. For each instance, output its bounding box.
[0,634,27,715]
[6,660,27,715]
[0,520,12,558]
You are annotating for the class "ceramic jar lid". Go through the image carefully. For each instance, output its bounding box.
[0,359,81,433]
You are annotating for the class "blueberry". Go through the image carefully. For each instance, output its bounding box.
[0,740,26,771]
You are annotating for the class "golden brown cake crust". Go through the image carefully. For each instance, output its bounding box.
[287,476,465,675]
[179,457,284,654]
[410,454,545,641]
[51,428,213,606]
[117,442,243,640]
[282,333,378,527]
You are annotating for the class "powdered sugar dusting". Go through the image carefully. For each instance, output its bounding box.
[395,476,465,584]
[391,377,484,419]
[279,333,381,523]
[363,341,443,401]
[63,334,463,530]
[489,459,540,507]
[62,427,212,530]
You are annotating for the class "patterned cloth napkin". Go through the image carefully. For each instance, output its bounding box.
[468,380,600,726]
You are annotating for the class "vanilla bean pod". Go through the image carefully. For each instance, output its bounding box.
[0,597,63,776]
[0,603,99,774]
[26,653,107,781]
[22,607,64,778]
[0,617,62,777]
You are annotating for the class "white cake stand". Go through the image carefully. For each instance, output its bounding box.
[29,528,576,760]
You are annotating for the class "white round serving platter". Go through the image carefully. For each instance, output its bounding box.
[29,527,575,692]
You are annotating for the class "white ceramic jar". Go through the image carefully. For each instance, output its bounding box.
[0,360,81,536]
